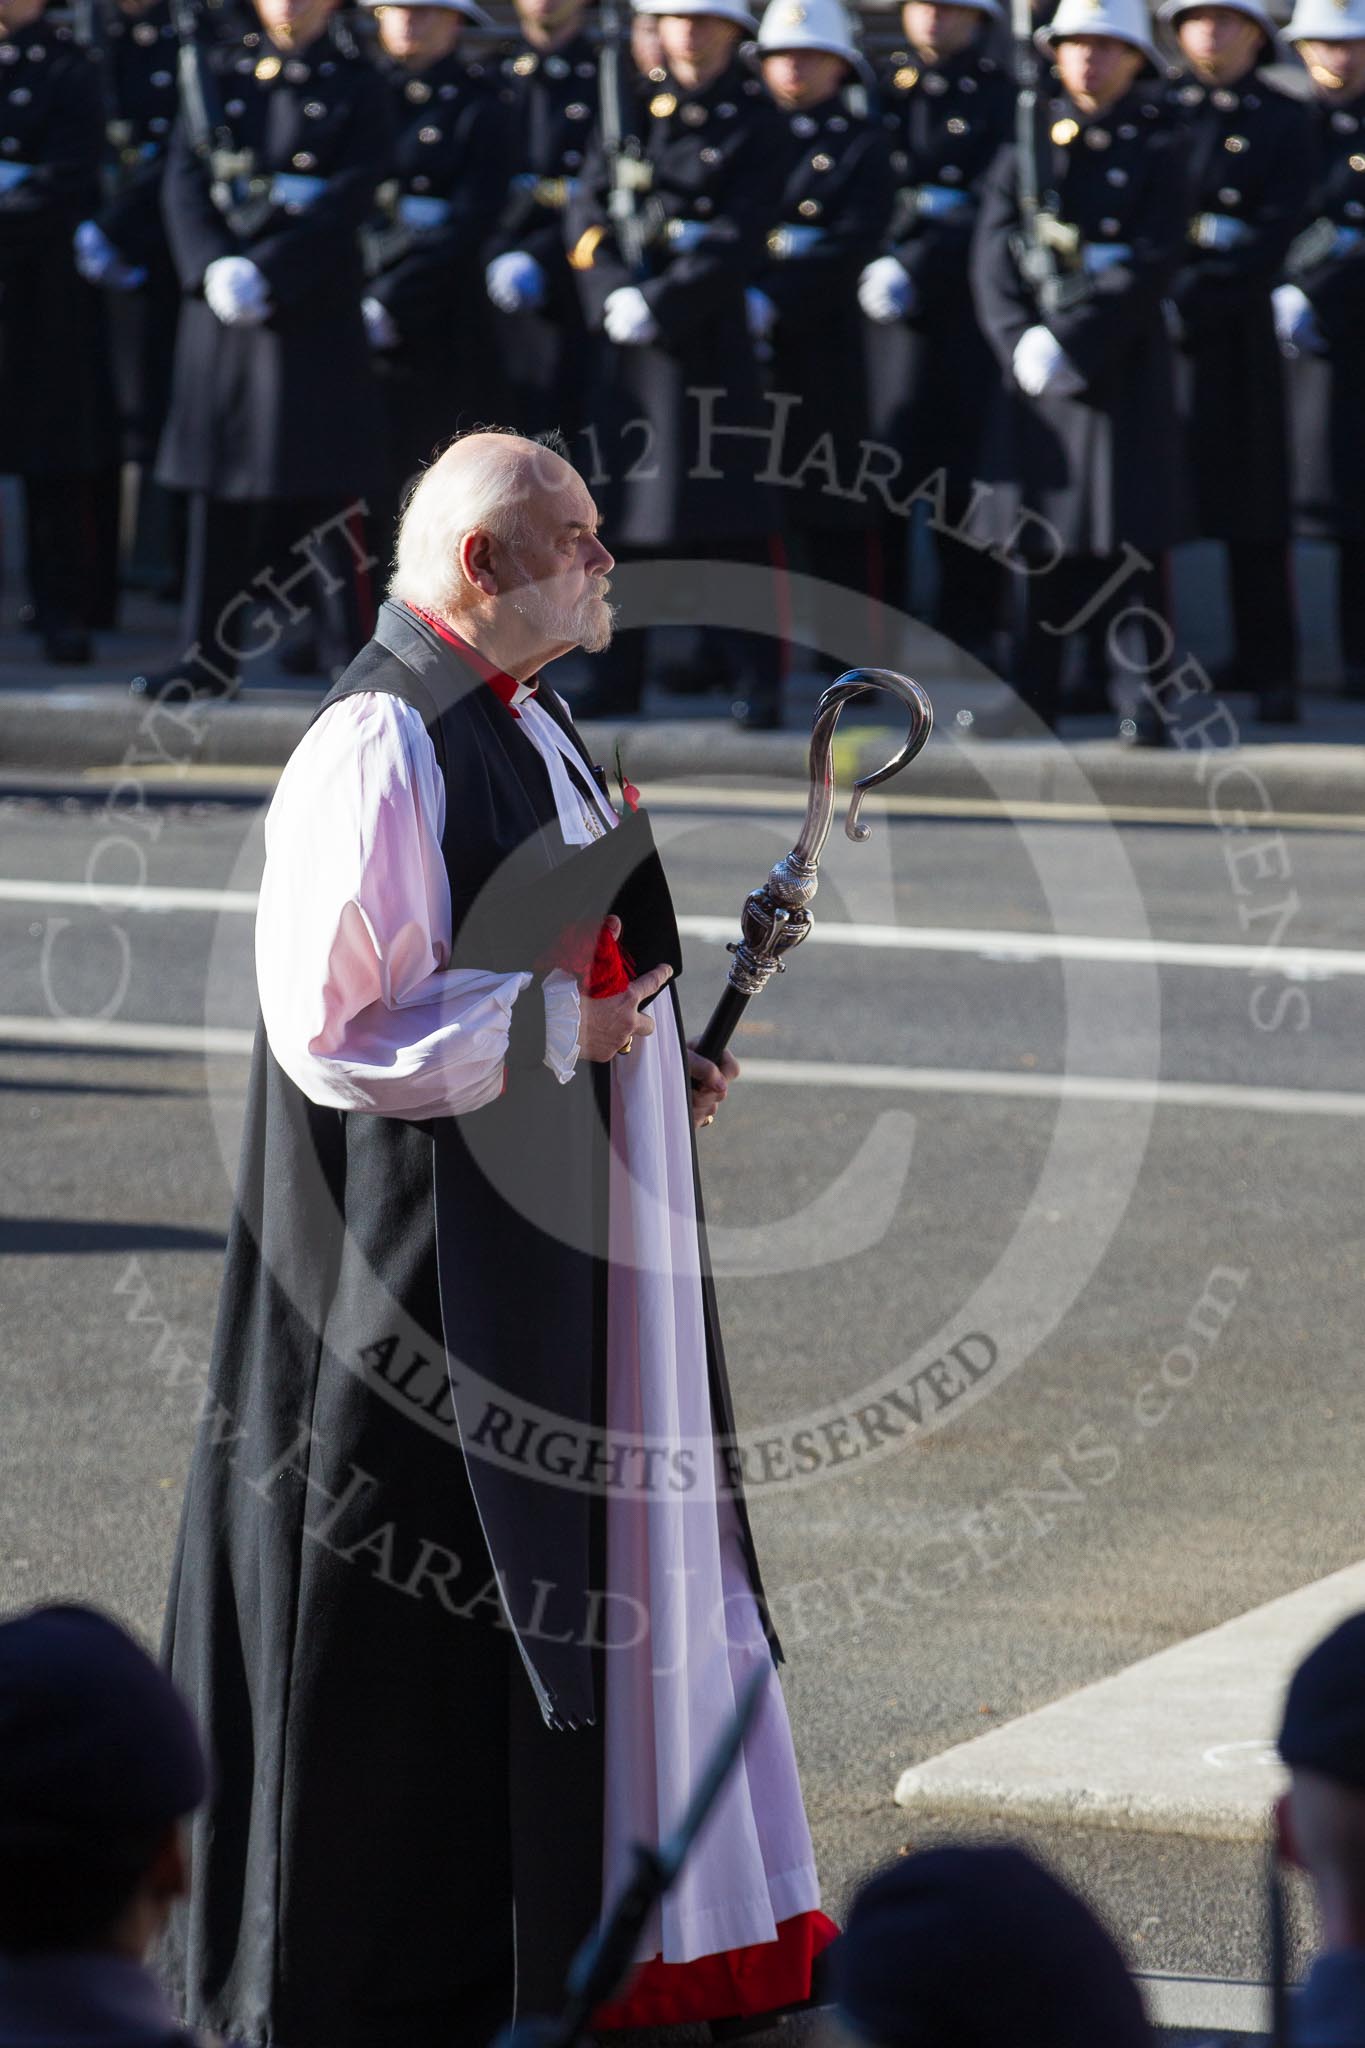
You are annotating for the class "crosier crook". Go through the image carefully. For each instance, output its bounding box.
[692,669,935,1072]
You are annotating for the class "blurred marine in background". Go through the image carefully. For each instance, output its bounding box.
[0,0,104,664]
[359,0,509,568]
[752,0,894,677]
[565,0,795,727]
[131,0,390,699]
[969,0,1188,742]
[1278,0,1365,701]
[860,0,1013,667]
[1161,0,1313,725]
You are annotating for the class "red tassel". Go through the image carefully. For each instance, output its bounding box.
[537,919,635,997]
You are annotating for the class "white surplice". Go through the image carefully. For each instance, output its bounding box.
[256,682,821,1968]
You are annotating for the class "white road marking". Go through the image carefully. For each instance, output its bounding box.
[893,1559,1365,1842]
[677,915,1365,979]
[2,876,1361,982]
[2,1019,1363,1119]
[1134,1973,1270,2034]
[741,1061,1365,1117]
[0,878,258,915]
[61,762,1365,832]
[0,1017,254,1055]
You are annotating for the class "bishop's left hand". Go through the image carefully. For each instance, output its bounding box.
[687,1044,740,1130]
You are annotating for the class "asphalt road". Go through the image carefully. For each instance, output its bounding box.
[2,773,1361,2017]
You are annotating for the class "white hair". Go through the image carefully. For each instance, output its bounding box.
[388,429,570,617]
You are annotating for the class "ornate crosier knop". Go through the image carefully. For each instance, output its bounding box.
[693,669,935,1068]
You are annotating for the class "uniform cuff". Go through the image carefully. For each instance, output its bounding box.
[542,968,581,1085]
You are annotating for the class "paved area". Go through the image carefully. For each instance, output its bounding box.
[5,587,1365,819]
[2,772,1359,2036]
[895,1560,1365,1839]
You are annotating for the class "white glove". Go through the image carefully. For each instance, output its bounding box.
[745,286,778,340]
[485,249,546,313]
[603,284,659,347]
[73,219,147,290]
[1012,322,1085,398]
[1272,282,1323,357]
[362,295,400,350]
[203,254,272,326]
[858,253,915,323]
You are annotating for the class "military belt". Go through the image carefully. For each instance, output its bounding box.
[907,182,975,220]
[1081,240,1132,274]
[510,171,577,210]
[271,171,328,212]
[397,192,452,228]
[664,216,728,250]
[766,222,826,259]
[1287,214,1364,277]
[1188,210,1254,251]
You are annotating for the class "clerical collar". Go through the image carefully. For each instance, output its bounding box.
[401,603,539,717]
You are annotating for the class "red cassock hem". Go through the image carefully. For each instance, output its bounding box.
[591,1908,840,2031]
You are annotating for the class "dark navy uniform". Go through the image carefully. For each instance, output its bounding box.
[1284,84,1365,695]
[151,10,389,690]
[488,26,599,436]
[88,0,184,602]
[567,57,795,721]
[756,90,894,671]
[970,84,1190,728]
[864,27,1014,657]
[1166,65,1314,711]
[363,49,510,548]
[0,7,105,657]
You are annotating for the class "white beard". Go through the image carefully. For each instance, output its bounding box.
[508,571,616,655]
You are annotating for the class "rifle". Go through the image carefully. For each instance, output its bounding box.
[491,1667,770,2048]
[169,0,273,233]
[597,0,653,278]
[1010,0,1089,314]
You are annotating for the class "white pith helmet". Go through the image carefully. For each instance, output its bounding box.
[362,0,495,24]
[756,0,875,82]
[634,0,760,35]
[1157,0,1279,55]
[1036,0,1163,70]
[1285,0,1365,42]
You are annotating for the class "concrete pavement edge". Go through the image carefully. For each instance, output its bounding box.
[3,688,1365,816]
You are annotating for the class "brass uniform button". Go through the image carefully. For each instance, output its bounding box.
[893,63,918,90]
[649,90,677,116]
[255,52,282,80]
[1051,117,1079,144]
